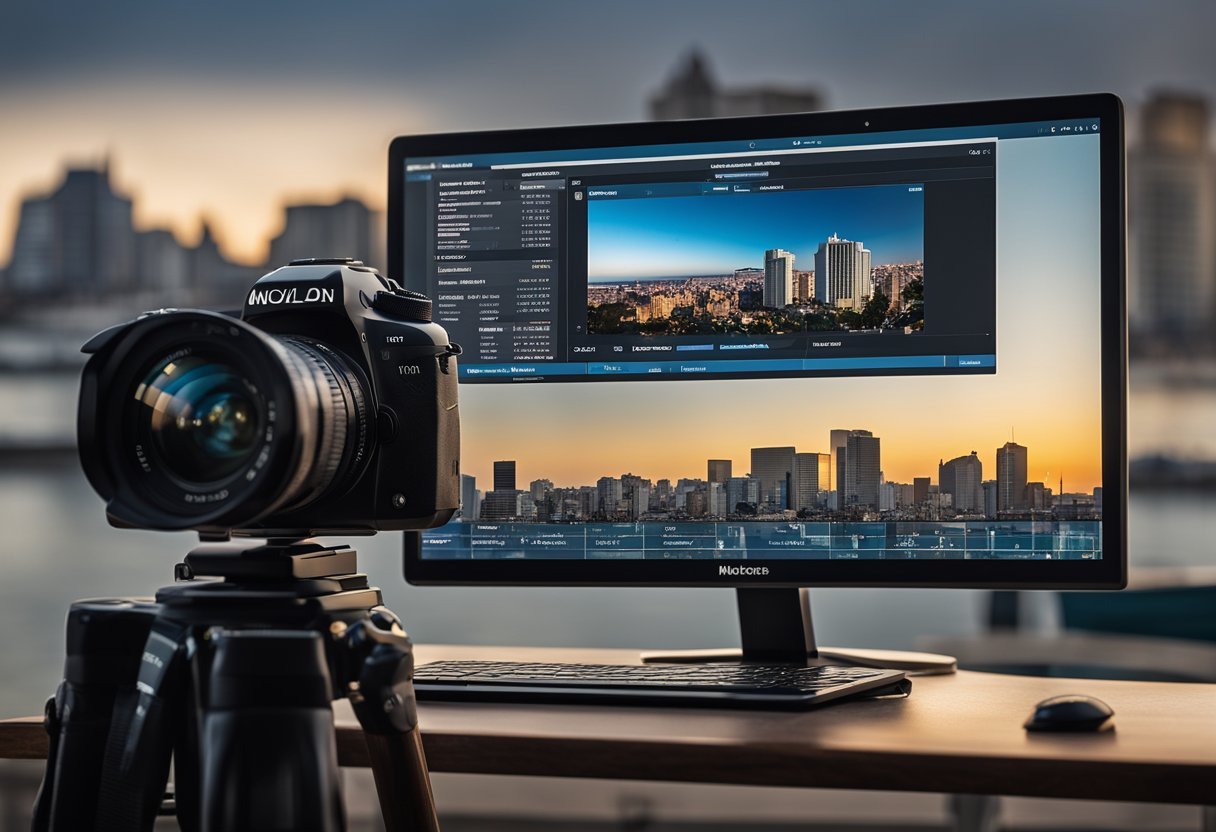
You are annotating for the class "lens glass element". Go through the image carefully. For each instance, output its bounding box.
[134,354,262,485]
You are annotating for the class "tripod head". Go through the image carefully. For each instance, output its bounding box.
[159,538,384,620]
[177,538,359,583]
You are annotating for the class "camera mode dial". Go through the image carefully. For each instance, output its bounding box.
[370,289,432,322]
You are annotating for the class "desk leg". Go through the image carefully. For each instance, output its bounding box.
[948,794,1000,832]
[1202,806,1215,832]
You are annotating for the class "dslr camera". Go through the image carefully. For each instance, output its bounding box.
[78,258,461,537]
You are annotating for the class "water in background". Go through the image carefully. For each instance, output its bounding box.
[1,373,1213,717]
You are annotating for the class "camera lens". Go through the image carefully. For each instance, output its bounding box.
[78,311,372,531]
[136,355,262,485]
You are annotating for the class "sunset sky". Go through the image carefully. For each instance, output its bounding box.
[2,1,1215,269]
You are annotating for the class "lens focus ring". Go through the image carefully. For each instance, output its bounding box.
[269,338,369,516]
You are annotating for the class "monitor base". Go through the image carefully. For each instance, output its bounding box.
[640,588,957,675]
[640,645,957,674]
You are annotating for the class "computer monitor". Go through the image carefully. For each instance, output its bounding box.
[390,94,1126,665]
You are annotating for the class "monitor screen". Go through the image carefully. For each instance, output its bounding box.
[392,95,1125,587]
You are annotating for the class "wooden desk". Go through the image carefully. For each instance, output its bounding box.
[4,644,1215,806]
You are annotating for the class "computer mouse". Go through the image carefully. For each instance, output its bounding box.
[1024,694,1114,732]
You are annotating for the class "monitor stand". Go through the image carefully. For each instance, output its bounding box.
[640,587,957,675]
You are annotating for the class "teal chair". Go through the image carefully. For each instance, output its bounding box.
[924,585,1216,682]
[1061,585,1216,643]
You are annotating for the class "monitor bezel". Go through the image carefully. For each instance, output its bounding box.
[391,93,1126,589]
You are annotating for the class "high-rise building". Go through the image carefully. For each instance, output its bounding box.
[1128,92,1216,340]
[597,476,624,518]
[707,459,733,483]
[577,486,600,518]
[996,442,1029,511]
[751,446,796,511]
[653,478,673,511]
[460,474,480,521]
[482,463,527,521]
[814,234,872,311]
[7,164,136,296]
[982,480,999,518]
[136,228,191,297]
[828,428,850,507]
[794,271,813,303]
[6,196,52,294]
[493,461,517,492]
[843,431,881,509]
[268,197,386,273]
[530,481,554,520]
[726,476,760,513]
[763,249,795,309]
[939,451,984,513]
[648,50,823,121]
[913,477,931,506]
[792,452,831,512]
[481,490,529,521]
[879,480,897,512]
[1025,481,1050,510]
[707,481,729,516]
[621,473,652,519]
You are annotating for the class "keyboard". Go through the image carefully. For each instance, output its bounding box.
[413,660,910,710]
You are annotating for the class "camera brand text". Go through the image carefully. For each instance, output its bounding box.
[247,286,336,306]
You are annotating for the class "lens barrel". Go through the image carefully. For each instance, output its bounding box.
[272,337,370,515]
[78,310,371,531]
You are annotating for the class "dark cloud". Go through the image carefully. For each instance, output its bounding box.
[2,0,1215,126]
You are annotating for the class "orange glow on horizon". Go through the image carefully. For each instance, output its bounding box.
[458,430,1103,496]
[0,82,437,267]
[455,372,1104,496]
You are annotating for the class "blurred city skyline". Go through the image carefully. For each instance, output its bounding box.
[3,54,1212,357]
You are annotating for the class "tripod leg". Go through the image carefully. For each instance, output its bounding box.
[201,629,345,832]
[363,730,440,832]
[32,599,158,832]
[345,621,440,832]
[95,613,188,832]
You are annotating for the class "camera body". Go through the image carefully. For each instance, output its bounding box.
[78,259,461,537]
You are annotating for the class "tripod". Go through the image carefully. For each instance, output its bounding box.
[32,539,441,832]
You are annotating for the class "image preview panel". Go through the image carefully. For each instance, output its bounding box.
[585,183,926,340]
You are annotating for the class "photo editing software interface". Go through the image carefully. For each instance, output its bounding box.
[401,117,1104,562]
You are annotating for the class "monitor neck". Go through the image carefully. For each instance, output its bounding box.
[737,587,817,663]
